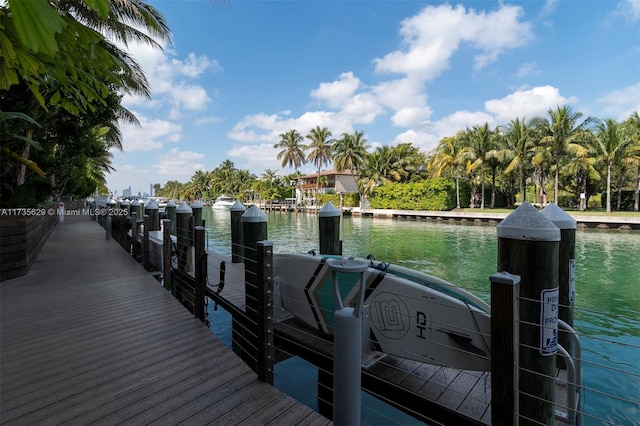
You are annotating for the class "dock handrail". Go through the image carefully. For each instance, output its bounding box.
[556,319,583,426]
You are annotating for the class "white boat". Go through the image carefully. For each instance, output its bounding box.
[273,253,492,371]
[212,195,236,209]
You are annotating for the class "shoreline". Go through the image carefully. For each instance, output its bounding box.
[347,207,640,230]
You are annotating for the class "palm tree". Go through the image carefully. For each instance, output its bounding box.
[358,146,400,206]
[534,105,594,203]
[623,112,640,212]
[275,129,306,204]
[305,126,334,196]
[463,123,498,209]
[593,118,629,213]
[500,118,534,203]
[428,133,467,209]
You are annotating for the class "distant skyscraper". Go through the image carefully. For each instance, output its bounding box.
[123,186,131,198]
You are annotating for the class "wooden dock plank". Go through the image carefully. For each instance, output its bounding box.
[0,216,329,426]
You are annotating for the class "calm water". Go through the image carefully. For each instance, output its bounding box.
[202,207,640,425]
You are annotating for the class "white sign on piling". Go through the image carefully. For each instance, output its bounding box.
[540,287,559,356]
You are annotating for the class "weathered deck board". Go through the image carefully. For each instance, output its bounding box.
[0,216,329,425]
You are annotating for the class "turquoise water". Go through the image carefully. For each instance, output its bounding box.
[202,208,640,425]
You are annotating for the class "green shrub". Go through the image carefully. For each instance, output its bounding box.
[369,178,456,211]
[317,192,359,207]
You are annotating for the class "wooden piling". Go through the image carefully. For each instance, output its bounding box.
[231,201,245,263]
[541,203,577,362]
[162,219,172,290]
[194,226,207,321]
[319,202,341,255]
[130,199,140,218]
[145,200,160,231]
[176,203,192,272]
[166,200,177,234]
[143,215,150,271]
[242,205,267,322]
[490,272,521,426]
[130,211,138,257]
[256,241,274,384]
[192,201,203,235]
[497,202,560,425]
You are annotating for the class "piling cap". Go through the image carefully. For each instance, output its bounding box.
[176,202,192,213]
[497,202,560,241]
[120,200,130,206]
[541,203,577,230]
[242,205,267,223]
[230,201,246,212]
[145,200,159,210]
[130,199,139,206]
[191,200,203,208]
[318,202,340,217]
[167,200,177,207]
[107,198,117,206]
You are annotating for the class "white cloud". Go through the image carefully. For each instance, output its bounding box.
[310,72,361,109]
[122,40,217,116]
[228,144,284,175]
[373,4,533,79]
[154,148,206,178]
[118,114,182,152]
[595,83,640,121]
[484,86,572,123]
[614,0,640,23]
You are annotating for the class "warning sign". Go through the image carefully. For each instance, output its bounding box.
[540,287,559,356]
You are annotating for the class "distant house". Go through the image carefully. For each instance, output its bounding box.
[296,170,358,205]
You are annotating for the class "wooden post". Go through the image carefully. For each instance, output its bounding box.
[143,214,150,271]
[194,226,207,321]
[120,200,130,217]
[176,203,192,272]
[242,205,268,323]
[319,202,341,255]
[166,200,177,234]
[497,201,560,425]
[191,201,203,244]
[162,219,172,291]
[130,211,138,257]
[256,240,274,384]
[231,201,245,263]
[541,203,577,363]
[145,200,160,231]
[491,271,521,426]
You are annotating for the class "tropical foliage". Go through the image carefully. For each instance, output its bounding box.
[0,0,170,207]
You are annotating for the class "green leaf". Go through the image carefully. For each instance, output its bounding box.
[8,0,66,55]
[82,0,111,19]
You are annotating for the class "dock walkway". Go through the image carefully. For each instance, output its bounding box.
[0,216,329,425]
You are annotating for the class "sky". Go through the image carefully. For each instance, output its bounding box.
[106,0,640,196]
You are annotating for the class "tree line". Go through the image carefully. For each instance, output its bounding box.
[159,107,640,213]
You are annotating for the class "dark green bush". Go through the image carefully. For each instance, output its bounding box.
[369,178,457,211]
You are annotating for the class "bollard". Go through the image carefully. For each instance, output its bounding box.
[166,200,177,234]
[130,199,140,218]
[319,202,341,255]
[541,203,577,363]
[490,271,521,426]
[120,199,130,217]
[327,257,368,426]
[242,205,268,323]
[162,219,172,291]
[176,203,193,272]
[231,201,246,263]
[105,212,112,240]
[145,200,160,231]
[497,201,560,425]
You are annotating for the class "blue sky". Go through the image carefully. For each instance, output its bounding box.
[107,0,640,196]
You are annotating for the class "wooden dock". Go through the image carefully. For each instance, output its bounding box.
[0,216,330,425]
